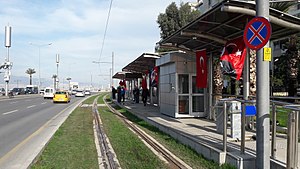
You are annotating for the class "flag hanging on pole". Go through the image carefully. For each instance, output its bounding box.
[220,36,246,80]
[196,49,207,88]
[151,66,158,87]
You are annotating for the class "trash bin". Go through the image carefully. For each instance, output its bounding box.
[216,99,241,140]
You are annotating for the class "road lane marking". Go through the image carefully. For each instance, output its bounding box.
[0,99,82,165]
[3,110,18,115]
[27,105,36,108]
[10,101,18,104]
[41,102,47,105]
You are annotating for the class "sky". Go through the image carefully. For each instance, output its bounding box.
[0,0,182,89]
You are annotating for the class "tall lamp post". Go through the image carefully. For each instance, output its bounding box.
[56,54,60,90]
[29,42,52,91]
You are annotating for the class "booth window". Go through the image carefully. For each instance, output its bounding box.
[178,74,189,94]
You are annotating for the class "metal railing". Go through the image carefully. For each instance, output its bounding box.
[213,95,300,168]
[283,105,300,169]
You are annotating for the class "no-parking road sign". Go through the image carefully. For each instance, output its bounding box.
[243,17,271,50]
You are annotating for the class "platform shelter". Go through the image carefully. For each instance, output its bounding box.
[158,0,300,120]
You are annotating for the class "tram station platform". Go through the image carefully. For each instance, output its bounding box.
[115,100,298,169]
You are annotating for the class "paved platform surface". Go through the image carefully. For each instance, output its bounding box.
[116,100,300,168]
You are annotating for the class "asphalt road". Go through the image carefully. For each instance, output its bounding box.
[0,94,86,169]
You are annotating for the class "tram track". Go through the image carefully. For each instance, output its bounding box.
[101,96,192,169]
[92,96,120,169]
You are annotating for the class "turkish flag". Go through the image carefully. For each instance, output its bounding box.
[220,36,246,80]
[151,66,158,87]
[196,50,207,88]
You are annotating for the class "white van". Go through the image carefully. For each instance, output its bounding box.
[44,87,55,99]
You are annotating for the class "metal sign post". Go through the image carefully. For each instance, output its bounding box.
[256,0,270,169]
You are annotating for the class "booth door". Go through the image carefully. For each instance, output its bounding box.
[178,74,189,114]
[191,75,205,116]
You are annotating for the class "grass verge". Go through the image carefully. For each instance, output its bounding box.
[98,99,168,168]
[102,95,235,169]
[31,98,99,168]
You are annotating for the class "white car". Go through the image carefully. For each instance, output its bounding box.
[44,87,55,99]
[84,90,91,95]
[75,90,85,97]
[71,90,77,95]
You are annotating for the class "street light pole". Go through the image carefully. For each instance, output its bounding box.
[29,42,52,91]
[56,54,59,90]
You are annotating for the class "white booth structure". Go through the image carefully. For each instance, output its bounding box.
[156,52,206,118]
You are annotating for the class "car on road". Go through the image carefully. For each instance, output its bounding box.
[71,90,77,95]
[75,89,85,97]
[1,88,5,96]
[40,89,45,95]
[12,88,26,95]
[84,90,91,95]
[44,87,55,99]
[53,91,71,103]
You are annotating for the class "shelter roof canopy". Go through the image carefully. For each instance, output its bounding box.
[122,53,160,73]
[159,0,300,53]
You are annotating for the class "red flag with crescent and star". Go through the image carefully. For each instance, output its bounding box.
[196,49,207,88]
[220,36,246,80]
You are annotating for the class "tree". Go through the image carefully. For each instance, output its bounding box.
[274,35,300,96]
[25,68,36,85]
[157,2,200,39]
[246,0,297,95]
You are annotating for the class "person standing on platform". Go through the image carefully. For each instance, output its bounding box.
[117,85,121,103]
[111,86,116,99]
[133,85,139,103]
[121,86,125,103]
[141,74,148,106]
[142,88,149,106]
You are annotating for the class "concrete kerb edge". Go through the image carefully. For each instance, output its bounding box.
[28,98,86,168]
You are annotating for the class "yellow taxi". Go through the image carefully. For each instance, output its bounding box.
[53,91,71,103]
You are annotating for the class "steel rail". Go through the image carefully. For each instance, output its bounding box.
[92,97,119,169]
[103,96,191,169]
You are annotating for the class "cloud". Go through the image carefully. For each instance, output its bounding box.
[0,0,177,88]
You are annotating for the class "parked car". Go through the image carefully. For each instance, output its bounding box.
[44,87,55,99]
[53,91,71,103]
[75,89,85,97]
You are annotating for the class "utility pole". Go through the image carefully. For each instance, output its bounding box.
[29,42,52,92]
[4,25,12,97]
[92,51,115,88]
[112,52,114,87]
[256,0,270,169]
[56,54,60,90]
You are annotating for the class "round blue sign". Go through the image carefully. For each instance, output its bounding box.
[243,17,271,50]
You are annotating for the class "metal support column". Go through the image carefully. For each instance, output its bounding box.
[223,101,227,152]
[271,102,277,159]
[241,102,246,154]
[256,0,270,168]
[208,53,213,120]
[287,111,296,169]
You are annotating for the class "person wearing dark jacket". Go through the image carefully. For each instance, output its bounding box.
[133,86,139,103]
[141,88,149,106]
[117,86,122,103]
[112,86,116,99]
